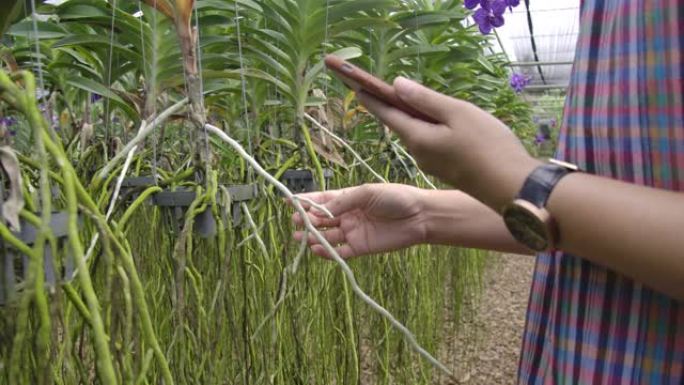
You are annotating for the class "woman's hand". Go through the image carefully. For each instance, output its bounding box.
[358,77,542,210]
[292,184,534,259]
[292,184,428,259]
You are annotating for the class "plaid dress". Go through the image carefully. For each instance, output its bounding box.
[518,0,684,383]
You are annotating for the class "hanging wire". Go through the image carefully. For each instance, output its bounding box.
[368,28,373,75]
[136,0,146,146]
[414,2,422,82]
[194,5,211,180]
[322,0,331,96]
[103,0,118,157]
[177,1,197,181]
[234,2,254,181]
[151,0,159,180]
[29,0,46,105]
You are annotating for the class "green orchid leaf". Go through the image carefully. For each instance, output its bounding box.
[8,20,67,39]
[304,46,362,91]
[64,75,137,118]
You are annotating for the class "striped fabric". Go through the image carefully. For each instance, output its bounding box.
[518,1,684,383]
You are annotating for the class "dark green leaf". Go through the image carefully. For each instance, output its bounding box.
[8,20,67,39]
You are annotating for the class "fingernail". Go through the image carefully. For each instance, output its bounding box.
[394,77,416,97]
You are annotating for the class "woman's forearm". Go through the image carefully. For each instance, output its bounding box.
[420,189,533,255]
[548,173,684,300]
[418,179,684,301]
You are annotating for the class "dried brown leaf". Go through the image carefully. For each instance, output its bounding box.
[0,146,24,231]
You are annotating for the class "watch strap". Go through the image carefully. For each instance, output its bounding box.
[516,163,574,208]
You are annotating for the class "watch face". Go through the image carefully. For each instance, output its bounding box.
[503,203,550,252]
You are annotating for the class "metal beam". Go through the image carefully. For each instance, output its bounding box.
[524,84,569,92]
[508,61,574,67]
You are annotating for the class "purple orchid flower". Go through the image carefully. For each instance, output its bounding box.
[474,8,505,34]
[0,117,18,137]
[465,0,520,35]
[0,117,17,127]
[509,72,530,93]
[464,0,480,9]
[491,0,508,15]
[506,0,520,9]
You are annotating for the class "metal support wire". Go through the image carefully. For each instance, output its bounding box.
[194,6,211,182]
[523,0,547,85]
[29,0,46,100]
[234,2,254,181]
[104,0,118,155]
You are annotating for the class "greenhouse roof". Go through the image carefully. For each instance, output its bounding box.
[493,0,581,93]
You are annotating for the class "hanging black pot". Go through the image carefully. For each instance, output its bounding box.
[280,168,333,193]
[119,176,156,202]
[1,211,82,305]
[151,184,258,237]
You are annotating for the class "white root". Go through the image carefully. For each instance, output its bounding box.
[240,202,269,258]
[292,196,333,218]
[307,113,437,190]
[391,139,437,190]
[304,113,387,183]
[75,99,188,280]
[98,98,188,180]
[205,123,453,378]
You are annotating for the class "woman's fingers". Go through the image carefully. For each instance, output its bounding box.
[286,190,338,211]
[289,188,357,215]
[357,79,463,156]
[324,185,375,216]
[292,186,369,226]
[295,230,357,259]
[292,212,341,228]
[294,227,357,259]
[357,91,427,145]
[311,244,356,260]
[310,228,346,245]
[294,228,346,246]
[290,190,341,228]
[295,190,339,205]
[293,185,384,219]
[393,77,462,125]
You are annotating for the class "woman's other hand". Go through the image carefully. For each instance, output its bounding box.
[358,77,542,210]
[292,184,428,259]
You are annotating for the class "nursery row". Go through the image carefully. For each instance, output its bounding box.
[0,0,533,383]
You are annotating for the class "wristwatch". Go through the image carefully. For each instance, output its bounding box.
[501,159,579,252]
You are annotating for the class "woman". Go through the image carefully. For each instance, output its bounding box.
[294,0,684,382]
